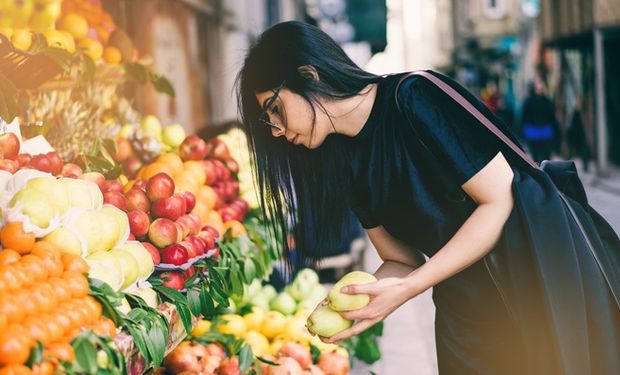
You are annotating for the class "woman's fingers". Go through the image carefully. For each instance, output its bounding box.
[339,305,375,321]
[326,318,380,343]
[341,282,377,295]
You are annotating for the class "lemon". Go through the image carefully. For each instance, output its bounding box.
[244,330,270,357]
[270,336,286,355]
[103,46,122,64]
[260,311,287,339]
[44,29,75,52]
[191,320,212,338]
[10,28,31,50]
[243,307,265,332]
[58,13,89,39]
[77,38,103,60]
[217,314,246,338]
[283,317,311,344]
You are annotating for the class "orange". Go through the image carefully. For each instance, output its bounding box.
[0,325,31,365]
[0,294,22,324]
[0,365,33,375]
[31,361,54,375]
[0,249,21,266]
[140,162,173,180]
[183,161,207,185]
[43,343,75,363]
[174,177,199,196]
[62,271,89,298]
[102,46,122,64]
[77,37,103,60]
[0,266,23,292]
[47,277,72,303]
[83,296,103,321]
[58,13,89,39]
[203,211,225,235]
[197,185,218,210]
[31,244,63,278]
[61,253,89,274]
[19,255,48,282]
[0,314,6,332]
[22,317,50,346]
[157,153,184,176]
[13,288,38,317]
[1,222,36,255]
[38,314,63,344]
[192,201,210,223]
[223,220,247,238]
[92,317,117,339]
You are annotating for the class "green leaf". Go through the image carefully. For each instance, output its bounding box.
[73,336,98,373]
[243,257,256,283]
[199,285,216,318]
[238,344,254,374]
[354,337,381,364]
[310,344,321,364]
[145,318,167,367]
[150,73,176,97]
[257,356,279,366]
[187,288,202,317]
[123,62,148,84]
[0,74,19,122]
[26,341,45,366]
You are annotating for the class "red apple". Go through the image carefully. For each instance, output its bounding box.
[187,236,206,256]
[160,271,184,290]
[128,210,150,238]
[198,231,215,250]
[151,194,185,221]
[278,343,312,370]
[148,218,178,248]
[216,357,240,375]
[201,225,220,240]
[212,160,231,181]
[128,233,136,240]
[133,179,147,191]
[29,154,53,173]
[224,159,239,175]
[201,160,217,185]
[205,343,226,358]
[123,157,142,179]
[211,247,220,260]
[146,173,175,202]
[182,266,196,280]
[141,242,160,264]
[175,216,192,239]
[178,240,198,259]
[185,213,201,235]
[0,158,18,173]
[113,137,132,162]
[103,180,124,193]
[46,151,63,175]
[103,191,127,211]
[211,139,231,160]
[182,191,196,213]
[61,163,83,178]
[16,153,32,167]
[179,135,208,161]
[125,188,150,213]
[80,172,106,191]
[161,243,189,265]
[218,207,237,222]
[0,133,20,158]
[174,222,184,243]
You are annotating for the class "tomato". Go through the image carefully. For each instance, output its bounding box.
[43,343,75,363]
[0,222,36,255]
[0,325,32,366]
[30,246,62,278]
[0,266,22,292]
[83,296,103,321]
[49,311,73,334]
[31,361,54,375]
[60,254,89,274]
[37,314,63,344]
[92,317,117,339]
[29,284,56,315]
[22,317,50,346]
[46,277,71,303]
[13,288,38,317]
[0,294,23,324]
[0,365,33,375]
[0,249,21,266]
[18,255,48,282]
[61,271,89,298]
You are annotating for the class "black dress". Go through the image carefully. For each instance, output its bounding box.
[348,71,620,374]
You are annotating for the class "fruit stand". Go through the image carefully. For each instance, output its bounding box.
[0,1,380,374]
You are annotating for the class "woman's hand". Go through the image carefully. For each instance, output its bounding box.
[323,277,420,343]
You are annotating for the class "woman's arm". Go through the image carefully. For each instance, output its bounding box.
[366,225,426,279]
[325,152,514,342]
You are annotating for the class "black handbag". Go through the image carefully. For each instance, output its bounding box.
[396,70,620,373]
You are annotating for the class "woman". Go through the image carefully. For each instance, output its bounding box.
[236,21,620,374]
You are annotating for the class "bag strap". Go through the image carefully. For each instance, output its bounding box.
[395,71,540,170]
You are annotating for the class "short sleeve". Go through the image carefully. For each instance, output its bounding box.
[350,199,379,229]
[397,72,503,186]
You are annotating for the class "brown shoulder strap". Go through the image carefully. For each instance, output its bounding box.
[396,71,540,170]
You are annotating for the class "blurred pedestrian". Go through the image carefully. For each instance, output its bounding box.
[236,21,620,375]
[566,98,591,172]
[520,77,560,163]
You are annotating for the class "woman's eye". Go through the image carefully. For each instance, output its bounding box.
[271,105,279,115]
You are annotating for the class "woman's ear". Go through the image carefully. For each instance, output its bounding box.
[297,65,319,81]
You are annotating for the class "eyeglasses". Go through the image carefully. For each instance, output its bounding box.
[258,80,286,132]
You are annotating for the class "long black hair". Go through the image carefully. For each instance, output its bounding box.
[236,21,379,268]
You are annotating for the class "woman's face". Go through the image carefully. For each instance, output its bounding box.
[255,87,333,149]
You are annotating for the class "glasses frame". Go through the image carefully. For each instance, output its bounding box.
[258,80,286,132]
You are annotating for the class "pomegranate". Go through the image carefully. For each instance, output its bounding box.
[277,343,312,369]
[317,352,349,375]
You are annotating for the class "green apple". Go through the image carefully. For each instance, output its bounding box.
[140,115,162,141]
[247,279,262,299]
[88,182,103,209]
[67,210,102,254]
[295,268,319,286]
[108,249,139,289]
[93,210,120,252]
[260,285,277,302]
[43,227,83,256]
[328,271,377,312]
[88,259,124,291]
[270,292,297,315]
[128,287,159,309]
[162,124,186,148]
[9,188,56,228]
[26,177,69,215]
[61,178,95,209]
[117,241,154,279]
[100,205,129,246]
[306,305,351,337]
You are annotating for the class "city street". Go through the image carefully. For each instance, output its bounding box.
[354,171,620,375]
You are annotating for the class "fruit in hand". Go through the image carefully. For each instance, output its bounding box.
[306,305,351,338]
[328,271,377,312]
